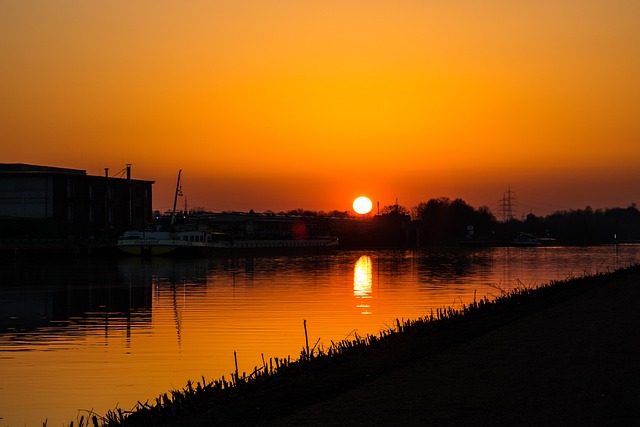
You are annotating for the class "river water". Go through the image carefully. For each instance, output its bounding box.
[1,245,638,426]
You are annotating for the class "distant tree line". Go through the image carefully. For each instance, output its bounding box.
[182,207,354,218]
[412,197,496,246]
[521,204,640,244]
[410,198,640,246]
[271,208,353,219]
[183,198,640,247]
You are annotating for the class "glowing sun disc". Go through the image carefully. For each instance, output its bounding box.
[353,196,373,215]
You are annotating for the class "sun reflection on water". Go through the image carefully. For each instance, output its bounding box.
[353,255,373,314]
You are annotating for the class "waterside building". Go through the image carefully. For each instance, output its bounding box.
[0,163,153,251]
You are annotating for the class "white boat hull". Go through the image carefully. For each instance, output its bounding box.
[117,239,206,256]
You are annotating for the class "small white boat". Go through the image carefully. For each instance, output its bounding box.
[117,228,213,256]
[512,233,542,247]
[118,228,339,256]
[118,169,210,255]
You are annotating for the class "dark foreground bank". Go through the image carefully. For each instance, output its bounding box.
[89,265,640,427]
[269,267,640,427]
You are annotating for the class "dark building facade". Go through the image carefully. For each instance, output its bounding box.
[0,164,154,240]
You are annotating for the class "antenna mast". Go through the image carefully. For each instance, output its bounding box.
[171,170,182,226]
[498,187,517,222]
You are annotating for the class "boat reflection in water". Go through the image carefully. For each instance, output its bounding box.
[353,255,373,314]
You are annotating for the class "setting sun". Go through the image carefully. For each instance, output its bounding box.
[3,2,640,214]
[353,196,373,215]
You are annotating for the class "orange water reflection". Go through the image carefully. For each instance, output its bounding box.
[353,255,373,314]
[1,246,638,426]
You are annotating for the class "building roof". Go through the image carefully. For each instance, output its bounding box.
[0,163,86,175]
[0,163,155,183]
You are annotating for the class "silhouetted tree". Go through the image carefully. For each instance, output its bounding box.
[413,197,496,245]
[381,204,410,215]
[325,210,352,218]
[505,204,640,244]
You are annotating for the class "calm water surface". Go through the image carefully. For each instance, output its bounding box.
[1,245,638,426]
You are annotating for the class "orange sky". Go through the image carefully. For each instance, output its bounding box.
[2,1,639,216]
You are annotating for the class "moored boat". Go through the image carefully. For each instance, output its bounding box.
[117,170,339,256]
[512,232,542,247]
[117,228,213,256]
[117,228,339,256]
[118,170,212,256]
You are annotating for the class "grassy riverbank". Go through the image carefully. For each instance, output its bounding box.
[70,264,640,426]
